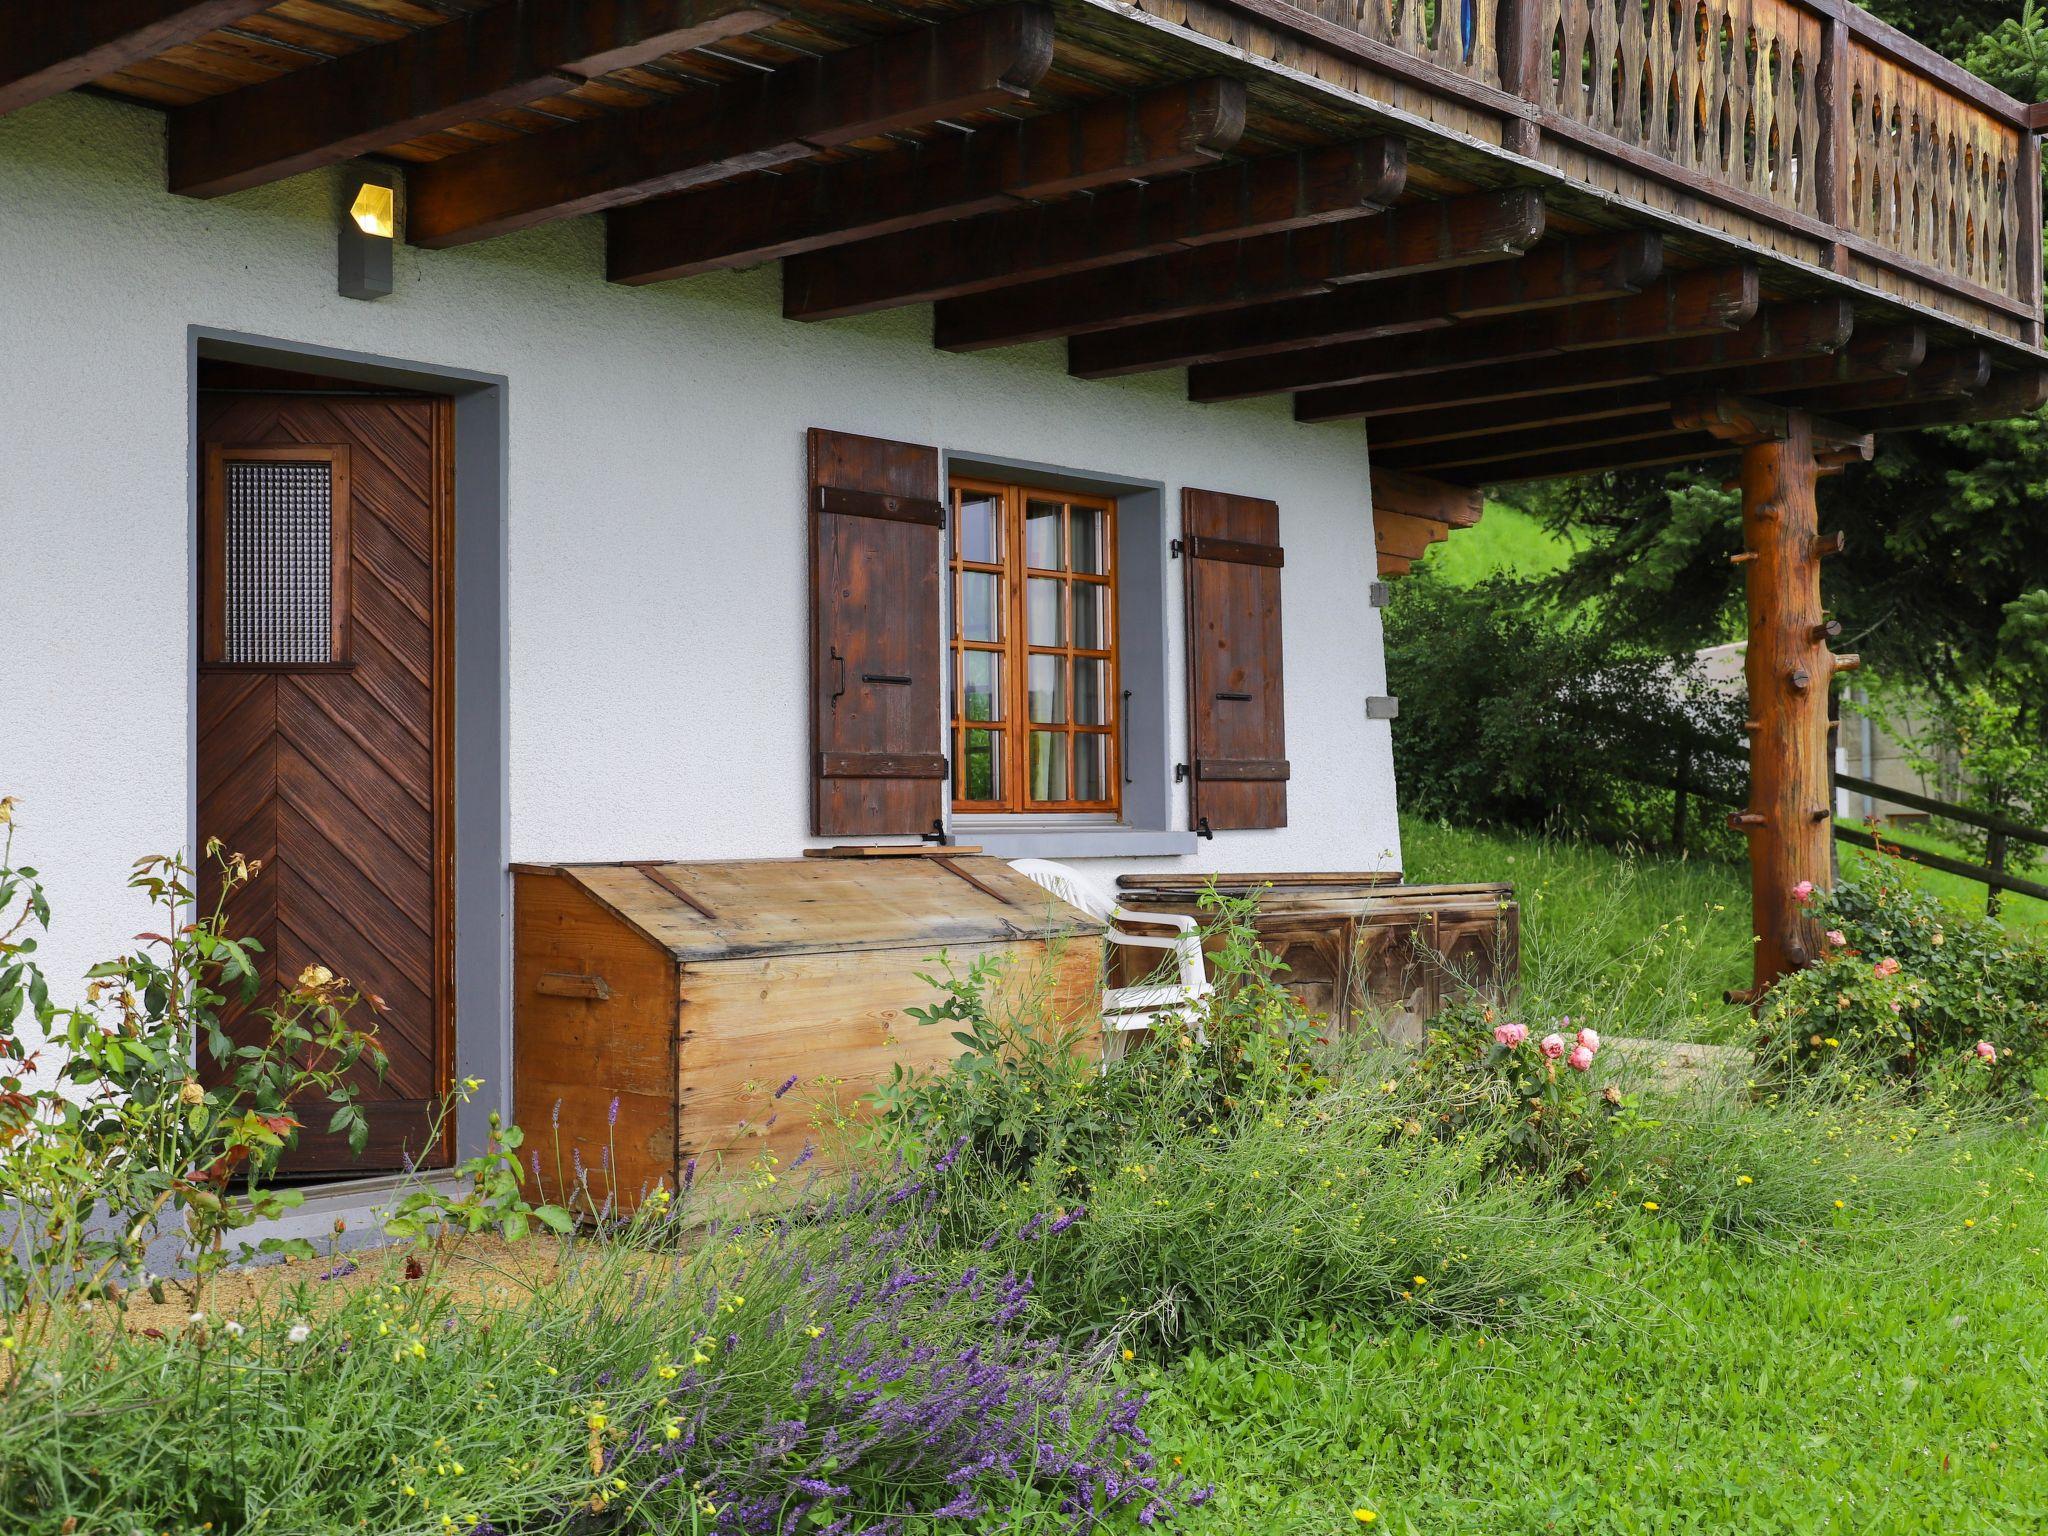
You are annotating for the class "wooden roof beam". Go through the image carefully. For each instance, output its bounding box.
[933,188,1544,351]
[171,0,790,199]
[1369,466,1484,526]
[1362,328,1925,451]
[1380,414,1693,474]
[1293,298,1853,422]
[407,3,1055,248]
[0,2,270,117]
[1198,264,1758,403]
[608,77,1246,285]
[1774,346,1990,413]
[783,137,1407,321]
[1671,394,1872,453]
[1470,432,1736,485]
[1070,230,1663,379]
[1833,367,2048,431]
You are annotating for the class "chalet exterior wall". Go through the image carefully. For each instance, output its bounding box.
[0,91,1402,1005]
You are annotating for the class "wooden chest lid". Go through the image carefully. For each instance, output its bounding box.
[515,855,1105,961]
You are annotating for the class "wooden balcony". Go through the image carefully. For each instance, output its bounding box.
[5,0,2044,485]
[1137,0,2044,345]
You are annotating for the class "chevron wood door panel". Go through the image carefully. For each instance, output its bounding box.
[197,391,453,1175]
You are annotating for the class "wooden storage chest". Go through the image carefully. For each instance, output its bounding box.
[512,855,1103,1212]
[1113,875,1518,1042]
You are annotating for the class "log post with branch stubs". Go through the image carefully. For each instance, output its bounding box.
[1676,396,1871,1000]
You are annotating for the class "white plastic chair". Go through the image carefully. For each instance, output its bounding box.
[1008,858,1213,1055]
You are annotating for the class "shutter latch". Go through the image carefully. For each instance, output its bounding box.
[1170,538,1184,558]
[1196,816,1214,840]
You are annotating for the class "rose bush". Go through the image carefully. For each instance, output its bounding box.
[1754,858,2048,1100]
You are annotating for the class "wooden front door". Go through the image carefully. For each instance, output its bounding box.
[196,389,453,1174]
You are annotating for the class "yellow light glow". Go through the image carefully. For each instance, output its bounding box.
[349,182,395,239]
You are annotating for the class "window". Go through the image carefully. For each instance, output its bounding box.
[201,443,352,666]
[949,478,1120,813]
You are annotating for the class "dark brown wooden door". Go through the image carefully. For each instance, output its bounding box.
[197,391,453,1174]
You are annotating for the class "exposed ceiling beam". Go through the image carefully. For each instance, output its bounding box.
[1192,264,1757,402]
[1069,230,1662,378]
[407,3,1055,248]
[1372,509,1451,560]
[1361,325,1927,450]
[1292,297,1852,422]
[932,188,1545,351]
[1378,415,1690,474]
[1776,346,1990,412]
[1469,432,1735,484]
[1833,367,2048,430]
[0,2,271,117]
[170,0,790,198]
[1368,466,1484,526]
[782,138,1407,321]
[608,77,1246,285]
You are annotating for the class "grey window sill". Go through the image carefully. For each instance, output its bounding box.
[949,826,1201,860]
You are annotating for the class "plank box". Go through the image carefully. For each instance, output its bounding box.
[512,856,1104,1212]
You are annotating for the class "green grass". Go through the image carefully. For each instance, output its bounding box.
[1143,1121,2048,1534]
[1399,816,1756,1043]
[1420,501,1580,586]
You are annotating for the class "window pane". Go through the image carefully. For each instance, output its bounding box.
[960,727,1003,802]
[961,650,1002,722]
[957,493,999,565]
[224,459,333,665]
[1028,730,1068,802]
[1026,578,1064,646]
[1070,582,1107,650]
[959,571,1001,642]
[1073,659,1109,724]
[1028,654,1067,724]
[1069,506,1105,574]
[1073,733,1110,802]
[1024,499,1064,570]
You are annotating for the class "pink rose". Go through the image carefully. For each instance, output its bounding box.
[1539,1033,1567,1061]
[1494,1021,1529,1049]
[1873,957,1901,979]
[1976,1040,1997,1062]
[1575,1027,1601,1053]
[1826,930,1847,948]
[1567,1044,1595,1072]
[1792,880,1815,905]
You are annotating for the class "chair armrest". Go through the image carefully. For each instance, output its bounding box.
[1111,904,1198,933]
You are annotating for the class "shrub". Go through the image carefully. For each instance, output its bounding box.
[964,1059,1598,1351]
[0,1164,1201,1534]
[0,807,391,1314]
[1382,571,1747,851]
[1754,860,2048,1097]
[1410,998,1620,1179]
[873,893,1325,1205]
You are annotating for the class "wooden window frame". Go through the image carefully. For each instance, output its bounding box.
[200,442,353,669]
[949,477,1121,815]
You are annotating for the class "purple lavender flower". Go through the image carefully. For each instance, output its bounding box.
[774,1073,799,1099]
[608,1094,620,1128]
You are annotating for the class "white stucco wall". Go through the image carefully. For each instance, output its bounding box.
[0,90,1401,1002]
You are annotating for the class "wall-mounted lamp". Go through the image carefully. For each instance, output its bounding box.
[338,165,398,301]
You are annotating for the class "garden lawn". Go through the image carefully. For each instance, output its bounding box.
[1419,502,1581,586]
[1140,1123,2048,1536]
[1399,817,1755,1044]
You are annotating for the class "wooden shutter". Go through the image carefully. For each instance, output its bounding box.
[1181,487,1288,831]
[808,427,947,836]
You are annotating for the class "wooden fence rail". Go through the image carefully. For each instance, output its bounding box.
[1613,740,2048,914]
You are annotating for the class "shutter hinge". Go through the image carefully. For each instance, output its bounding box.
[1196,816,1214,840]
[1174,762,1189,783]
[1170,538,1184,559]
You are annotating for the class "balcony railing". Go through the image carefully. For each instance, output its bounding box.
[1278,0,2041,324]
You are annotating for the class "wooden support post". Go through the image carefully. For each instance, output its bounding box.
[1735,414,1834,993]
